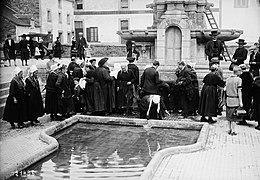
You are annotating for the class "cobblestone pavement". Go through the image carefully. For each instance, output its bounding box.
[152,115,260,180]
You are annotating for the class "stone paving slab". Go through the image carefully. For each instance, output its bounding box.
[152,115,260,180]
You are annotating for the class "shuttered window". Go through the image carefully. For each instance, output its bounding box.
[234,0,248,8]
[86,27,98,42]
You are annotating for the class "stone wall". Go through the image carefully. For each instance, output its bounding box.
[3,0,40,26]
[61,44,126,58]
[0,17,16,42]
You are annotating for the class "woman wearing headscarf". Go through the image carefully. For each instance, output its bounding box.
[93,57,114,114]
[25,65,44,125]
[198,63,225,124]
[45,64,59,120]
[3,67,27,128]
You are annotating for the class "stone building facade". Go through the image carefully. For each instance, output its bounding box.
[1,0,75,44]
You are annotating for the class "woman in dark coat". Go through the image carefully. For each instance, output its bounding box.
[53,37,62,59]
[187,64,200,116]
[25,65,44,125]
[93,57,114,114]
[84,65,95,114]
[198,64,225,123]
[117,63,135,115]
[45,64,59,120]
[56,64,75,118]
[238,64,253,125]
[252,75,260,130]
[3,67,27,128]
[19,34,29,66]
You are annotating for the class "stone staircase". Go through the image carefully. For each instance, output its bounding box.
[0,61,233,119]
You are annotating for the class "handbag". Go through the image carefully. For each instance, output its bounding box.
[235,108,247,116]
[229,62,236,71]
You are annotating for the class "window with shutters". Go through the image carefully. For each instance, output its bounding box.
[120,0,129,9]
[234,0,248,8]
[86,27,98,42]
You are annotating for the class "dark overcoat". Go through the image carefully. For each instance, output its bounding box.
[250,51,260,77]
[252,76,260,124]
[4,39,16,59]
[19,39,29,60]
[205,40,224,61]
[3,76,27,123]
[128,63,139,86]
[240,71,253,113]
[25,76,44,121]
[94,66,114,113]
[232,47,248,66]
[53,40,62,58]
[76,37,87,56]
[56,72,74,115]
[198,72,225,117]
[45,72,58,114]
[85,70,95,112]
[140,66,162,94]
[116,70,135,109]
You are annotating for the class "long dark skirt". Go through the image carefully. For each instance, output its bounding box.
[93,82,105,112]
[45,91,58,114]
[27,91,44,121]
[3,95,27,123]
[198,85,218,117]
[85,84,95,112]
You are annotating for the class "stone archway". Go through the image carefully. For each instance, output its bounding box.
[165,26,182,64]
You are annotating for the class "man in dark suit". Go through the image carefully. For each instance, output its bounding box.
[205,30,224,68]
[231,39,248,66]
[76,32,87,61]
[140,60,162,97]
[4,34,16,66]
[126,40,140,60]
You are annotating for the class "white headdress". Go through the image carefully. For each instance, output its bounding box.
[13,67,22,76]
[29,65,38,73]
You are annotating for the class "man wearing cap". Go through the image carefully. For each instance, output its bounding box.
[205,30,224,67]
[76,32,88,61]
[4,34,16,66]
[25,65,44,125]
[19,34,29,66]
[231,39,248,66]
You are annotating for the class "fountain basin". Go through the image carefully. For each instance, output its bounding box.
[4,115,209,180]
[117,29,243,43]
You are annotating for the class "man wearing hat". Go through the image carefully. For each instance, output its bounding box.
[126,40,140,60]
[205,30,224,67]
[249,39,260,77]
[231,39,248,66]
[19,34,30,66]
[76,32,88,61]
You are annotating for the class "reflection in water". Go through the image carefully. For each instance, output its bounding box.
[8,123,199,180]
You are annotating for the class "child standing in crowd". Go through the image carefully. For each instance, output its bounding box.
[225,66,243,135]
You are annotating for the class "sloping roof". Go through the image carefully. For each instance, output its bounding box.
[0,5,30,27]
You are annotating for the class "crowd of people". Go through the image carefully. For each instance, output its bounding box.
[2,32,260,136]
